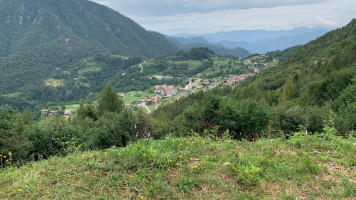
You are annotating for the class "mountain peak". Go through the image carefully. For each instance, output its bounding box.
[0,0,178,57]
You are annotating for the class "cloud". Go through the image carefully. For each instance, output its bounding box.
[94,1,112,7]
[92,0,326,16]
[91,0,356,34]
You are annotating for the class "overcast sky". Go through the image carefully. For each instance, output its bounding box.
[92,0,356,35]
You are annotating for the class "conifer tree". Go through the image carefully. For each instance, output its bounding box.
[97,84,124,115]
[279,75,296,103]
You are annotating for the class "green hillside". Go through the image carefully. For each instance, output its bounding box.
[0,0,178,108]
[1,132,355,199]
[0,0,177,57]
[152,19,356,136]
[1,19,355,200]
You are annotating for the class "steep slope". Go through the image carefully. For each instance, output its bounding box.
[255,19,356,97]
[0,0,178,107]
[0,0,178,57]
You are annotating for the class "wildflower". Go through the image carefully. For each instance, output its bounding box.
[8,152,12,156]
[6,189,11,192]
[169,160,172,162]
[194,165,198,168]
[140,196,144,200]
[143,154,146,157]
[3,156,6,158]
[17,189,22,192]
[176,163,180,166]
[47,191,51,194]
[6,160,8,162]
[172,139,175,142]
[118,153,122,156]
[183,137,187,140]
[195,158,199,161]
[130,175,133,178]
[189,158,193,160]
[167,169,170,172]
[179,143,182,146]
[125,180,128,184]
[179,155,182,158]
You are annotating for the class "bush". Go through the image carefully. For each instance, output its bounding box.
[28,117,80,159]
[88,110,136,149]
[235,100,269,140]
[277,105,309,135]
[0,105,31,166]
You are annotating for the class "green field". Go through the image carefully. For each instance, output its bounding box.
[2,92,22,98]
[65,104,80,110]
[1,130,355,199]
[78,67,101,75]
[174,60,203,68]
[122,91,156,102]
[43,78,65,87]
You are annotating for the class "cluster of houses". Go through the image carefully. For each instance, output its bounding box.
[147,75,173,80]
[244,60,269,68]
[183,79,212,91]
[40,109,59,116]
[225,73,256,86]
[40,109,75,117]
[138,96,162,104]
[117,93,125,97]
[154,84,182,97]
[136,84,184,105]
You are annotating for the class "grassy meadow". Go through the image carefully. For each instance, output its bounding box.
[1,128,355,199]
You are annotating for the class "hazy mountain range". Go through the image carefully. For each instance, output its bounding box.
[168,36,251,58]
[170,27,330,54]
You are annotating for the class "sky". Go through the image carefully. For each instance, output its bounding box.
[92,0,356,35]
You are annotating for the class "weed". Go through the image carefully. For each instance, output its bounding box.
[341,178,356,197]
[175,177,197,193]
[232,163,262,187]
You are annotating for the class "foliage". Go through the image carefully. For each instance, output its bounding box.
[0,105,31,166]
[97,84,124,115]
[1,129,354,199]
[279,75,297,103]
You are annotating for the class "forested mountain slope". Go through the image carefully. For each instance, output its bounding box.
[248,18,356,106]
[153,19,356,136]
[0,0,178,107]
[0,0,177,57]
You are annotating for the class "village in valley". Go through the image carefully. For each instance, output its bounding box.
[40,54,277,117]
[118,55,274,113]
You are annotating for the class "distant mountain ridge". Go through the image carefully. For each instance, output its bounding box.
[168,36,251,58]
[172,27,330,53]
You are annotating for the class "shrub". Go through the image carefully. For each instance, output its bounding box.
[0,105,31,166]
[235,100,269,140]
